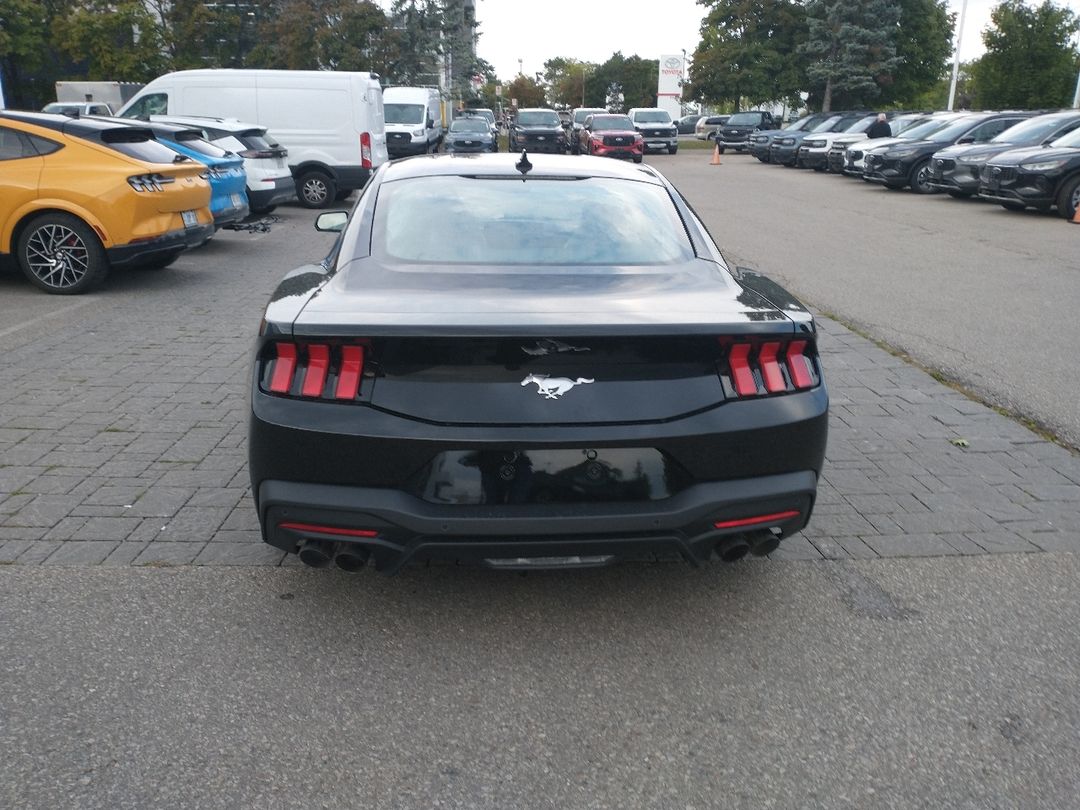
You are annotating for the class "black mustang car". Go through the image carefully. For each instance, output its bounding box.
[978,126,1080,219]
[508,108,567,154]
[929,111,1080,198]
[249,154,828,574]
[863,112,1031,193]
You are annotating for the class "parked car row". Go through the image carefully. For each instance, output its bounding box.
[0,110,297,294]
[746,108,1080,221]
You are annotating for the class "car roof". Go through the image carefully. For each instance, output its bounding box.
[380,153,666,185]
[87,115,203,140]
[0,110,153,139]
[148,114,264,134]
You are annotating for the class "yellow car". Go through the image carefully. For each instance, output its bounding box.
[0,111,214,294]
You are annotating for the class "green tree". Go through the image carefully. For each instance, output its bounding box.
[800,0,903,111]
[588,52,659,111]
[0,0,51,107]
[689,0,806,110]
[542,56,596,107]
[386,0,443,85]
[55,0,167,81]
[972,0,1080,109]
[883,0,955,106]
[506,74,546,108]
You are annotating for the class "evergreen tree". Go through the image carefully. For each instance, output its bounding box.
[883,0,955,106]
[800,0,902,111]
[972,0,1080,109]
[689,0,806,109]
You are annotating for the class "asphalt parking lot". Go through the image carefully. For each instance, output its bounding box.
[2,152,1079,807]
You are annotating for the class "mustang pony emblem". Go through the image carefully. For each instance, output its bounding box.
[521,374,595,399]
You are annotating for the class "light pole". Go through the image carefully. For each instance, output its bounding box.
[581,64,587,107]
[947,0,969,111]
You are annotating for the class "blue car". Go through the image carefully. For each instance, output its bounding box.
[97,117,249,229]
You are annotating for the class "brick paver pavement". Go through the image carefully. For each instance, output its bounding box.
[0,207,1077,565]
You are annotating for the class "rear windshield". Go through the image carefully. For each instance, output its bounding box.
[633,111,672,124]
[236,131,278,150]
[590,115,633,130]
[173,132,231,158]
[517,110,560,126]
[385,103,425,125]
[374,176,694,266]
[100,130,188,163]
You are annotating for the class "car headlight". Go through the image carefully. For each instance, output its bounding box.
[778,138,794,146]
[957,153,991,164]
[412,128,425,136]
[888,147,921,158]
[804,140,826,149]
[1019,158,1069,172]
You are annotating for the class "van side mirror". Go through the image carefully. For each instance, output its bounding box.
[427,118,435,128]
[315,211,349,232]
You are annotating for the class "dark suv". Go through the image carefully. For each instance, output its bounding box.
[978,125,1080,219]
[716,111,779,153]
[509,108,568,154]
[864,112,1032,193]
[929,111,1080,198]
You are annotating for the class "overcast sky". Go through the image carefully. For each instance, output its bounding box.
[473,0,1080,81]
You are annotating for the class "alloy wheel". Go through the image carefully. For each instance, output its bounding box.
[24,223,89,290]
[302,177,329,206]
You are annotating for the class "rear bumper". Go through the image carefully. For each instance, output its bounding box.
[249,381,829,573]
[258,471,818,574]
[248,176,295,208]
[105,223,214,266]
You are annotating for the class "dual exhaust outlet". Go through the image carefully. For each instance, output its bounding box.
[715,529,780,563]
[297,539,369,571]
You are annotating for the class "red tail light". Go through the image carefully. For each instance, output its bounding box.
[714,510,800,530]
[263,341,368,400]
[718,336,819,398]
[360,132,372,169]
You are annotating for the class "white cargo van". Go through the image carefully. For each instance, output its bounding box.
[383,86,442,157]
[117,69,389,207]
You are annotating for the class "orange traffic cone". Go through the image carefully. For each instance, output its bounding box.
[1072,202,1080,225]
[710,142,722,166]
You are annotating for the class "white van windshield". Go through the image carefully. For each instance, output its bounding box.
[385,104,425,125]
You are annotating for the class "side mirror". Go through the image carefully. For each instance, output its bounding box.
[315,211,349,233]
[956,136,975,144]
[427,118,435,128]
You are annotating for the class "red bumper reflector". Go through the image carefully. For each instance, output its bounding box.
[301,344,330,397]
[269,343,297,393]
[335,345,364,399]
[758,341,786,393]
[786,340,814,389]
[713,510,801,530]
[728,343,758,396]
[278,522,379,538]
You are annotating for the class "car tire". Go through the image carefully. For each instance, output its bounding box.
[1055,175,1080,220]
[633,155,643,163]
[16,212,108,295]
[297,171,337,208]
[668,146,678,155]
[909,159,934,194]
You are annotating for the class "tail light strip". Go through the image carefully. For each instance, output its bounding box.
[719,337,818,398]
[266,342,366,400]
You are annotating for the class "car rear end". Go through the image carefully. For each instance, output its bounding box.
[160,131,249,227]
[249,157,827,573]
[41,121,214,264]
